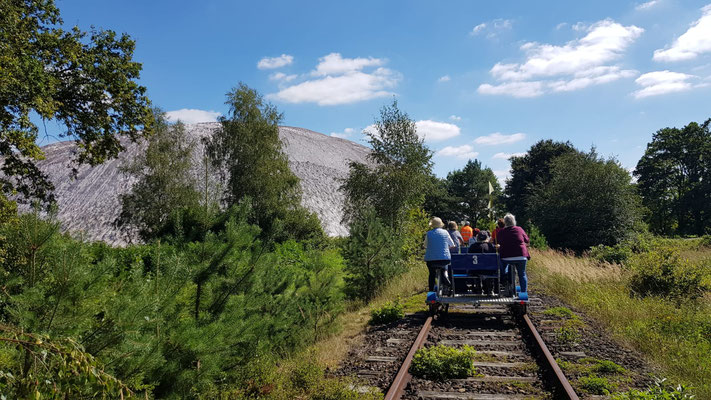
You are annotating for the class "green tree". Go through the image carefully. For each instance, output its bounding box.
[529,150,642,251]
[207,83,322,242]
[0,0,152,206]
[445,160,501,225]
[340,100,433,229]
[505,140,579,224]
[423,176,459,223]
[116,113,200,242]
[634,119,711,236]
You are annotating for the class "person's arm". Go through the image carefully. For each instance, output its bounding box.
[447,233,455,248]
[520,227,530,244]
[424,234,429,248]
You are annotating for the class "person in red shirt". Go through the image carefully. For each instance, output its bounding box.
[491,218,505,246]
[497,214,530,293]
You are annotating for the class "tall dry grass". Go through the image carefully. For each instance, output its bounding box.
[529,248,711,398]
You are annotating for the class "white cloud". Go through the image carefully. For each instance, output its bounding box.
[313,53,384,76]
[330,127,355,139]
[474,132,526,146]
[556,22,568,30]
[438,75,451,82]
[270,69,399,106]
[492,152,526,160]
[436,145,479,160]
[653,5,711,62]
[478,19,642,97]
[449,115,462,121]
[632,70,695,98]
[257,54,294,70]
[470,19,513,38]
[491,20,642,81]
[165,109,221,124]
[478,81,545,98]
[269,72,297,82]
[268,54,400,106]
[636,0,660,10]
[415,120,461,142]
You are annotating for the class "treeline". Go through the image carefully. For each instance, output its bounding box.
[421,118,710,253]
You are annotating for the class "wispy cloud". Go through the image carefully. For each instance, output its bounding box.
[269,72,297,82]
[268,53,400,106]
[474,133,526,146]
[470,19,513,39]
[449,115,462,121]
[492,152,526,160]
[438,75,451,82]
[415,120,461,142]
[653,5,711,62]
[436,145,479,160]
[478,19,642,97]
[257,54,293,70]
[632,70,696,98]
[635,0,660,11]
[165,109,221,124]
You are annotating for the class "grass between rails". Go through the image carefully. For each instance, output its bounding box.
[529,248,711,398]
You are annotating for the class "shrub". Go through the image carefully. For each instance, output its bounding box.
[369,299,405,325]
[409,345,477,381]
[628,247,709,299]
[699,235,711,249]
[612,378,695,399]
[578,375,614,395]
[590,243,633,264]
[527,223,549,250]
[556,319,583,344]
[543,306,579,319]
[593,360,626,374]
[342,207,405,301]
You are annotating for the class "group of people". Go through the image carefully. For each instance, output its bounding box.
[423,213,530,295]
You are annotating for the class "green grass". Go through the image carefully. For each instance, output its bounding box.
[530,247,711,399]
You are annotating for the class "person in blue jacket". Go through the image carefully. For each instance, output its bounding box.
[424,217,456,291]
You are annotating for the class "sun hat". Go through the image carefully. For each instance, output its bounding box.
[429,217,444,228]
[476,231,489,241]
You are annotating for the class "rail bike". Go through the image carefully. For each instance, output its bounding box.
[426,247,529,315]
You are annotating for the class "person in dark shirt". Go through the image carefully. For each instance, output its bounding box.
[468,231,496,253]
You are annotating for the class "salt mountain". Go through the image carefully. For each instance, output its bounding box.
[36,123,370,245]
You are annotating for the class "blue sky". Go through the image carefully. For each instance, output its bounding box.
[51,0,711,181]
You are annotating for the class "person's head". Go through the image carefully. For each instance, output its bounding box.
[448,221,458,230]
[497,218,505,228]
[476,231,489,242]
[464,221,470,227]
[429,217,444,229]
[503,213,516,227]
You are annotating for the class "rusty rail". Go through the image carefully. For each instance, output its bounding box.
[520,312,579,400]
[383,315,432,400]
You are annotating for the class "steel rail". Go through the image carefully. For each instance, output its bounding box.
[383,315,433,400]
[520,312,579,400]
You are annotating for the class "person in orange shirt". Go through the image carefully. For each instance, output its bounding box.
[460,221,474,245]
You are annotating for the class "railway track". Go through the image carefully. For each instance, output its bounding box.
[382,303,579,400]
